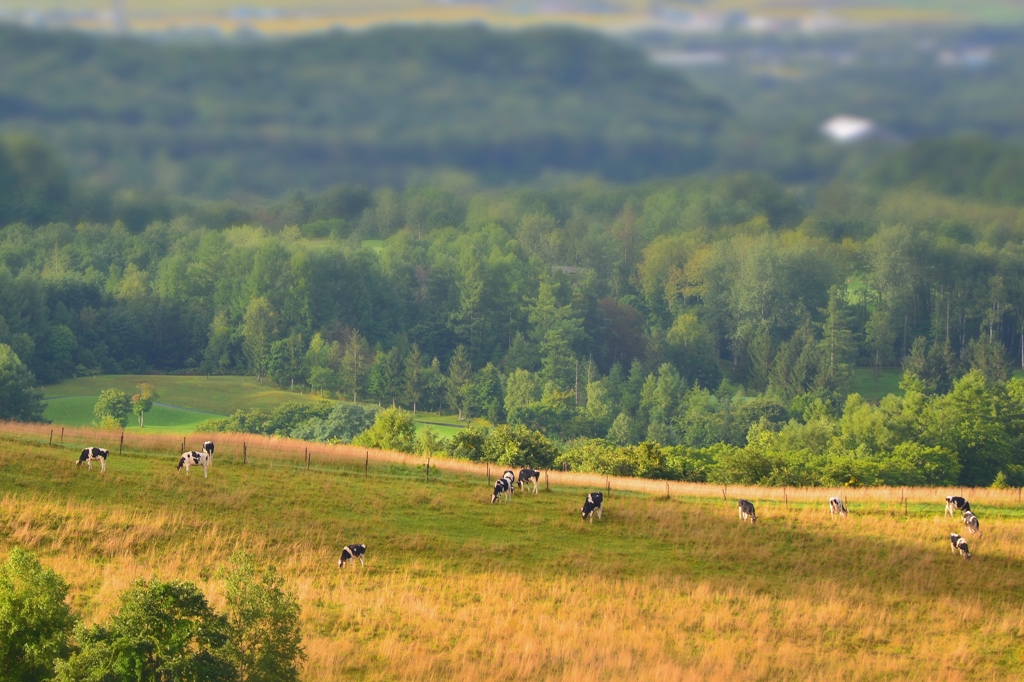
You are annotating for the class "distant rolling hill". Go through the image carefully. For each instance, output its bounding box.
[0,24,728,197]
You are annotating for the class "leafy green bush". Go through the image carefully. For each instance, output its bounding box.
[289,403,377,444]
[0,549,75,682]
[353,407,417,453]
[56,580,235,682]
[218,552,304,682]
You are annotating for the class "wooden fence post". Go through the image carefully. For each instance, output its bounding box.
[722,485,727,501]
[784,486,788,511]
[243,442,247,465]
[365,451,368,477]
[426,456,431,481]
[49,429,53,445]
[181,437,185,454]
[119,432,124,456]
[606,476,610,495]
[487,463,490,481]
[545,471,549,492]
[306,448,309,470]
[60,427,64,443]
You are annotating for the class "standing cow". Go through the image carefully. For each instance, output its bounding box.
[950,533,972,559]
[829,497,849,518]
[491,478,511,504]
[177,450,211,478]
[518,468,540,494]
[581,492,603,522]
[338,544,367,568]
[77,447,108,473]
[945,496,971,518]
[963,510,981,536]
[738,499,757,524]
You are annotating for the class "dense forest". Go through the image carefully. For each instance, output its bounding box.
[4,126,1024,486]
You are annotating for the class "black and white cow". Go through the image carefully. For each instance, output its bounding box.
[581,492,603,523]
[177,450,211,478]
[203,441,215,459]
[518,468,540,494]
[963,510,981,536]
[738,499,757,524]
[503,470,516,497]
[945,496,971,517]
[77,447,108,473]
[338,544,366,568]
[950,533,972,559]
[829,497,849,519]
[491,478,511,504]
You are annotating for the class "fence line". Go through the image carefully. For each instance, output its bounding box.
[1,421,1019,507]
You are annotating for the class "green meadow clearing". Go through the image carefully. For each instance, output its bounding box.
[1,424,1023,679]
[42,375,477,438]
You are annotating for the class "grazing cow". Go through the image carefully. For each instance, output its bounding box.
[738,499,757,524]
[503,470,516,497]
[202,441,215,459]
[963,510,981,536]
[950,533,972,559]
[177,450,211,479]
[77,447,108,473]
[518,468,541,494]
[338,544,366,568]
[945,496,971,517]
[829,497,849,518]
[581,492,603,523]
[491,478,511,504]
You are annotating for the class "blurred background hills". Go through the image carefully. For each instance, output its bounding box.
[0,1,1022,210]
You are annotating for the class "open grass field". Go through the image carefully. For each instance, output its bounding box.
[850,367,903,402]
[2,420,1024,679]
[41,374,480,438]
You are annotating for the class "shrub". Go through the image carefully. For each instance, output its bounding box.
[0,548,75,682]
[93,388,131,428]
[56,579,235,682]
[289,403,377,443]
[353,407,416,453]
[218,552,304,682]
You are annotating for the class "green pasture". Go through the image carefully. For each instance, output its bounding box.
[850,367,903,401]
[41,374,479,438]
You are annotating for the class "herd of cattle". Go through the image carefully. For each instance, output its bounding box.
[74,443,987,567]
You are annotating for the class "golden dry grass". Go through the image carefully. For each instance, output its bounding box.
[2,421,1024,680]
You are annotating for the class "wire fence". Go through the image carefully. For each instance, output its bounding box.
[3,420,1020,508]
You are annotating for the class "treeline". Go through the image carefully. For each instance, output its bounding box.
[0,548,302,681]
[0,24,724,194]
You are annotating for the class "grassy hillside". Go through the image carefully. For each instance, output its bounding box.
[1,422,1023,679]
[42,375,475,437]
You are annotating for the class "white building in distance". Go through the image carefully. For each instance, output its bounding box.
[820,115,877,143]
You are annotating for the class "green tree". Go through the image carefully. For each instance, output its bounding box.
[93,388,131,428]
[353,407,417,453]
[817,285,856,391]
[0,548,75,682]
[56,580,235,682]
[131,382,157,427]
[218,552,304,682]
[865,308,896,379]
[339,331,370,402]
[368,346,403,407]
[268,333,306,389]
[403,344,424,414]
[446,345,473,420]
[607,411,638,446]
[483,423,557,468]
[0,344,44,422]
[243,297,277,384]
